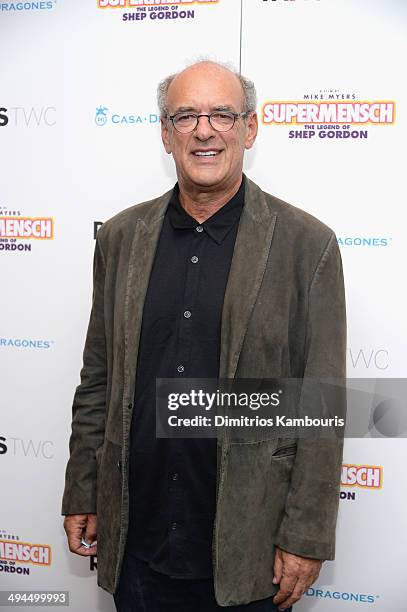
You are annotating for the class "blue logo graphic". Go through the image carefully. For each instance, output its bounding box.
[306,587,378,604]
[95,106,109,126]
[337,236,391,247]
[0,1,55,12]
[0,338,54,349]
[95,106,159,126]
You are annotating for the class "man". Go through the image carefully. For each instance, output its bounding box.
[62,60,346,612]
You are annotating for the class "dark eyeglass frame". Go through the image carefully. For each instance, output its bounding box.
[167,111,251,133]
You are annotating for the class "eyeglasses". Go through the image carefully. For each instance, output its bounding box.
[168,111,250,133]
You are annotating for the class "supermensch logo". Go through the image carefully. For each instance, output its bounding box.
[0,218,53,239]
[263,101,395,125]
[98,0,218,6]
[341,464,383,489]
[0,206,54,253]
[97,0,219,23]
[0,531,52,576]
[262,91,395,140]
[0,540,51,565]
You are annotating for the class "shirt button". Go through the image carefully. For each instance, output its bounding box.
[171,473,179,481]
[196,225,203,233]
[128,403,133,410]
[171,522,178,530]
[177,365,184,373]
[191,255,199,264]
[183,310,191,318]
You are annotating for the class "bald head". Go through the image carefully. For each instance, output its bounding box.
[157,60,257,118]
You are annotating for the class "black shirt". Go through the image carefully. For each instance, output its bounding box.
[126,177,245,578]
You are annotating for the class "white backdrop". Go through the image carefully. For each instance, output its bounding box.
[1,0,406,610]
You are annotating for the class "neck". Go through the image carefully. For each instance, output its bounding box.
[178,175,243,223]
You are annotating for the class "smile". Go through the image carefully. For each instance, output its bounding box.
[192,150,221,157]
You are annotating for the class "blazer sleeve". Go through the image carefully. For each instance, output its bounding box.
[61,232,108,515]
[275,232,347,560]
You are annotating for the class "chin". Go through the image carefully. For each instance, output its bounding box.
[188,168,226,188]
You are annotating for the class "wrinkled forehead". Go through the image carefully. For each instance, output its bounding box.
[166,66,245,114]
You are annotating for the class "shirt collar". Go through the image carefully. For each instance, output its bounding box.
[168,177,245,245]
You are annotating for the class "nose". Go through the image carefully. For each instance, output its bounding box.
[194,115,215,140]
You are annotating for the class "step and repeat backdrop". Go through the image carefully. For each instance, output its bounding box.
[1,1,406,610]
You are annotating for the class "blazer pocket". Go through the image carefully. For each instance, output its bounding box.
[272,443,297,458]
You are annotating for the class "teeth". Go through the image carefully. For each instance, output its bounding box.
[194,151,218,156]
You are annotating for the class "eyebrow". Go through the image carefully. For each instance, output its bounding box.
[172,104,237,114]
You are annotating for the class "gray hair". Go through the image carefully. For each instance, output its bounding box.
[157,59,257,118]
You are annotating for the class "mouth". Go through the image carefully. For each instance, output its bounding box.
[191,149,223,159]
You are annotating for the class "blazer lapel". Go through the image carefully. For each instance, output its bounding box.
[219,177,278,379]
[123,190,172,403]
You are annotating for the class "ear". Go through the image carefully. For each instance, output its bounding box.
[244,112,258,150]
[161,117,172,154]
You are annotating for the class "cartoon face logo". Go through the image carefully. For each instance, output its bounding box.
[95,107,109,126]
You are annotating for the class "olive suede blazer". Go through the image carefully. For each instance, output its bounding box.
[62,176,347,606]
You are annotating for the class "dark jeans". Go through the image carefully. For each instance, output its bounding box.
[113,552,292,612]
